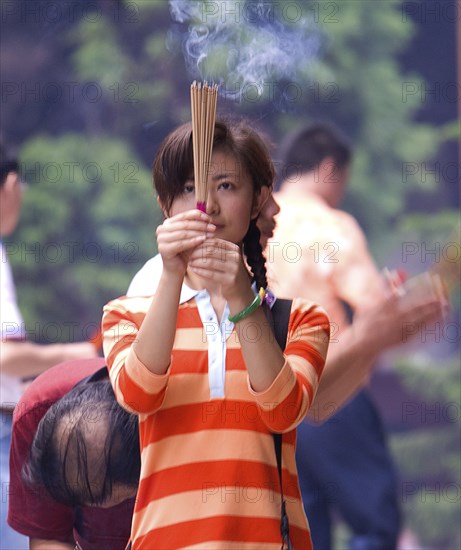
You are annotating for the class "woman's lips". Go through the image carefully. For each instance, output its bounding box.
[262,225,275,239]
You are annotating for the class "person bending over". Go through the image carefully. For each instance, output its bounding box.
[9,358,138,550]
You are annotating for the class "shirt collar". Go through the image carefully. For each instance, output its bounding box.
[179,281,200,304]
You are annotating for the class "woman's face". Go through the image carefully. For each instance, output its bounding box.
[167,150,268,245]
[257,194,281,250]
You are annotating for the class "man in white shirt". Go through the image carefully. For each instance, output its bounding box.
[0,151,97,548]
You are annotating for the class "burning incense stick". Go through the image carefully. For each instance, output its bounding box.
[190,81,218,212]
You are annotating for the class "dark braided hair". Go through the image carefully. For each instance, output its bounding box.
[243,219,268,290]
[153,118,274,289]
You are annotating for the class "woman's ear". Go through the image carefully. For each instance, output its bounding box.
[157,196,169,217]
[250,186,271,220]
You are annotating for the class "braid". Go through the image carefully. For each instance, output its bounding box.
[243,219,268,290]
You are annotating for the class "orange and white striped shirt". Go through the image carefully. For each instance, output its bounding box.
[102,286,329,549]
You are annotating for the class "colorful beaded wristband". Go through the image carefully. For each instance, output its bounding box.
[228,288,266,324]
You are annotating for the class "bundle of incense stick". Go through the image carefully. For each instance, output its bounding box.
[190,81,219,212]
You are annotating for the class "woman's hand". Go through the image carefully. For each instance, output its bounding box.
[188,238,251,300]
[156,210,215,277]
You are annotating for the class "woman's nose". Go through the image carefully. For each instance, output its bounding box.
[205,190,219,216]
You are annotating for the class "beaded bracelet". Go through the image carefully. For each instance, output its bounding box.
[228,288,266,324]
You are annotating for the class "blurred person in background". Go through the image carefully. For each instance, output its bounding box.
[8,358,137,550]
[268,122,445,550]
[0,149,98,548]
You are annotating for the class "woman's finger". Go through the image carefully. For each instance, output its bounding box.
[164,209,212,226]
[158,228,209,244]
[189,239,239,263]
[158,220,214,236]
[159,234,206,255]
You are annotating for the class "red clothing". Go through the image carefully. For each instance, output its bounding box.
[8,357,134,549]
[103,293,329,549]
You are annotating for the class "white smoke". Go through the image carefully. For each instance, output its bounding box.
[168,0,322,102]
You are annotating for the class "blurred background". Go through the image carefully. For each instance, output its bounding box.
[1,0,459,547]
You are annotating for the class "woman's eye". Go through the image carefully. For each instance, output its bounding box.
[219,181,233,191]
[183,184,195,194]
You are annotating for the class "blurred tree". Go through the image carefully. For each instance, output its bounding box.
[276,1,455,253]
[9,134,160,338]
[391,353,460,549]
[3,0,457,245]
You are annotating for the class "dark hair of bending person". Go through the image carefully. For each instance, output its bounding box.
[23,380,140,508]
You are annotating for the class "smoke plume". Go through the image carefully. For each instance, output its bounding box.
[168,0,322,103]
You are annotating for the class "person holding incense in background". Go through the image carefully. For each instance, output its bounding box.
[268,123,446,549]
[102,116,330,549]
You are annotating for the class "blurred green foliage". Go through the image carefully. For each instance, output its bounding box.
[13,134,160,331]
[391,354,461,549]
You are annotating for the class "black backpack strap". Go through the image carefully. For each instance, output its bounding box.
[269,299,294,550]
[271,298,291,351]
[273,433,292,550]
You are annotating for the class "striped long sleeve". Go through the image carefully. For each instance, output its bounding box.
[102,295,329,549]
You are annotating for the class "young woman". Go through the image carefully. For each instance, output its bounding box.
[102,119,330,549]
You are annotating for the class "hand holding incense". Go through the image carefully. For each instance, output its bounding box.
[190,81,218,212]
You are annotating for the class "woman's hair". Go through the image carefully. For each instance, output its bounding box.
[23,380,140,507]
[152,118,275,289]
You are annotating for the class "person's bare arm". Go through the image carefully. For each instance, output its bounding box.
[309,287,445,423]
[1,341,97,379]
[30,538,74,550]
[307,213,387,420]
[332,212,386,311]
[310,214,446,421]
